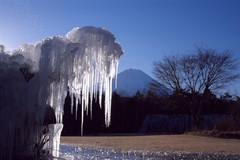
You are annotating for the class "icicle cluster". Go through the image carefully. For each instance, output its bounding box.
[65,27,122,127]
[0,26,123,159]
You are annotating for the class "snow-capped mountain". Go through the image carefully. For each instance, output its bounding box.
[113,69,171,97]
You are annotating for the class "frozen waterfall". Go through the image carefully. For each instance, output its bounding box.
[0,26,123,159]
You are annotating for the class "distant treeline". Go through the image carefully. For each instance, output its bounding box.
[62,91,240,136]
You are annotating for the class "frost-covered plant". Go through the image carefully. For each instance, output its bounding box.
[33,128,49,159]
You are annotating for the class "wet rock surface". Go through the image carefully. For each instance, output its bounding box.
[59,144,240,160]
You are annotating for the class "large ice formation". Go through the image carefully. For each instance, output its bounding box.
[0,26,123,159]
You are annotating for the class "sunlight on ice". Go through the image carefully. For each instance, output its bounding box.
[0,26,123,159]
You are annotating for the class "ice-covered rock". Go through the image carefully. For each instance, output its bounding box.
[0,26,123,159]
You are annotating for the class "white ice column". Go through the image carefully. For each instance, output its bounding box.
[48,123,63,157]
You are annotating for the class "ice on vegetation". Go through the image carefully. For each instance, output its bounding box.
[0,26,123,159]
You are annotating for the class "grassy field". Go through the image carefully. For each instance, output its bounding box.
[61,134,240,154]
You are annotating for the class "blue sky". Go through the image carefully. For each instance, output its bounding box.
[1,0,240,94]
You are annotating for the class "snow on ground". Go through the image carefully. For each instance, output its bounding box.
[57,144,240,160]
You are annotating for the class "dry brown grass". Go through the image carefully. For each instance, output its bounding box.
[61,135,240,154]
[188,130,240,139]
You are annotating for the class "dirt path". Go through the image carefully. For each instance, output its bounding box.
[61,135,240,154]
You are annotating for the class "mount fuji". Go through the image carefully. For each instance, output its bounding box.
[113,69,171,97]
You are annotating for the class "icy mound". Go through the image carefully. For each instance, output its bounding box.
[0,26,123,159]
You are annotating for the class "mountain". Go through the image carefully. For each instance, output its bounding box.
[113,69,171,97]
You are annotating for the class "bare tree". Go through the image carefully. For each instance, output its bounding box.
[196,47,239,93]
[153,47,240,129]
[153,55,182,92]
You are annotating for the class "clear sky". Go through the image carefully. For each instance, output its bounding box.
[1,0,240,94]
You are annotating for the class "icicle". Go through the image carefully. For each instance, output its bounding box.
[75,98,78,120]
[71,93,74,114]
[115,60,119,89]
